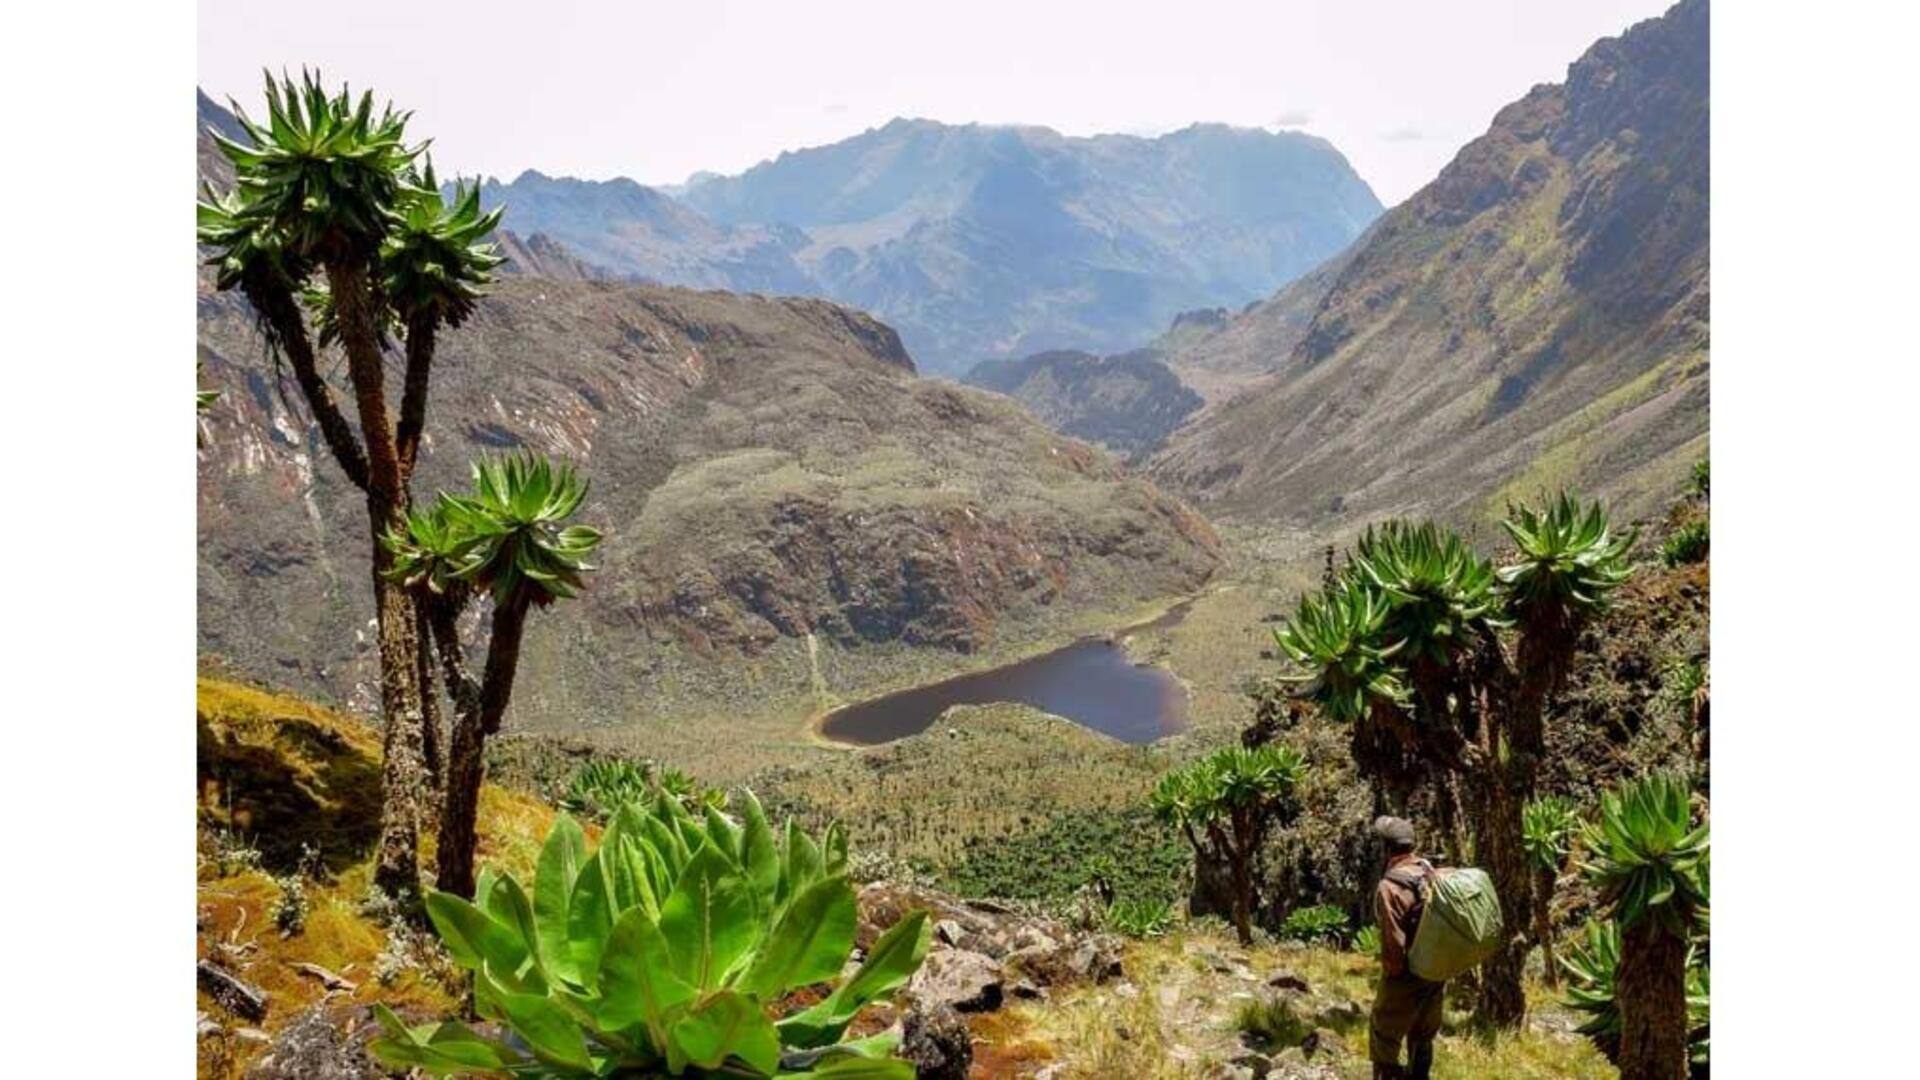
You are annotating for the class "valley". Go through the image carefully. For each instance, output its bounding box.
[194,3,1710,1078]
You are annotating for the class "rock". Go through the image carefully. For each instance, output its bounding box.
[197,959,269,1022]
[900,1003,972,1080]
[1266,971,1310,993]
[1006,932,1123,987]
[1302,1028,1348,1059]
[908,949,1004,1013]
[933,919,967,947]
[1232,1050,1275,1078]
[243,1006,385,1080]
[196,1012,223,1040]
[1009,978,1047,1000]
[1313,1001,1364,1030]
[232,1027,273,1047]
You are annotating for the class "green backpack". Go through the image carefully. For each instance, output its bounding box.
[1386,863,1504,982]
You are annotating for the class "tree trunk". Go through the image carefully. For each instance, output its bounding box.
[1533,867,1559,989]
[435,596,531,900]
[1471,769,1531,1028]
[1617,921,1690,1080]
[325,258,428,905]
[416,603,443,791]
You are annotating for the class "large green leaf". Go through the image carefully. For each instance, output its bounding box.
[368,1004,526,1075]
[596,906,697,1033]
[739,790,782,910]
[740,875,857,998]
[535,815,587,983]
[487,972,595,1074]
[667,989,781,1075]
[425,891,528,974]
[779,911,930,1049]
[566,847,617,983]
[658,843,757,990]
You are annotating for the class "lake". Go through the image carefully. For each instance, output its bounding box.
[817,604,1191,745]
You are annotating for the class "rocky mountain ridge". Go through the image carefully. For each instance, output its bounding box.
[473,119,1382,375]
[1150,0,1709,529]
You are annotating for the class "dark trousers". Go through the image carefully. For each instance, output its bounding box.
[1370,972,1444,1073]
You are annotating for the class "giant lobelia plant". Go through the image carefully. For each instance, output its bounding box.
[372,789,931,1077]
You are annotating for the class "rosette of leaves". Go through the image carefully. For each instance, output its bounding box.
[1496,493,1637,627]
[1277,903,1350,946]
[1271,575,1406,722]
[371,789,931,1077]
[1581,773,1709,936]
[1102,897,1175,938]
[209,70,420,263]
[1351,520,1502,666]
[1521,796,1581,875]
[1352,925,1382,956]
[1151,745,1306,945]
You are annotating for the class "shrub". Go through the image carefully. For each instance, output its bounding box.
[372,789,931,1077]
[1103,897,1175,938]
[1277,903,1349,946]
[1352,924,1382,956]
[1662,520,1709,567]
[1233,995,1312,1051]
[270,874,310,937]
[561,759,727,823]
[1689,459,1709,500]
[943,806,1187,908]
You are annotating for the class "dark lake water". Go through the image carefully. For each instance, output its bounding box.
[817,604,1192,746]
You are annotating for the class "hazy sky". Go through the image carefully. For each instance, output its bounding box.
[199,0,1675,206]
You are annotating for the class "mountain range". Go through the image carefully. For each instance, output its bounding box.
[195,97,1220,730]
[467,120,1382,375]
[1149,0,1709,529]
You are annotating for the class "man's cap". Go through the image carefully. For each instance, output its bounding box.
[1372,815,1416,846]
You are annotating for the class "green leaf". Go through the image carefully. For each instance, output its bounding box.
[739,791,782,910]
[658,843,757,990]
[667,989,781,1075]
[535,815,587,983]
[596,905,697,1033]
[779,911,930,1049]
[487,971,594,1073]
[741,874,858,998]
[566,848,617,984]
[425,891,528,974]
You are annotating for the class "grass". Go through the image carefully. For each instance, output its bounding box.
[1009,927,1617,1079]
[196,677,566,1080]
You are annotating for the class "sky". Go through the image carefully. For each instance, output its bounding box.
[198,0,1676,207]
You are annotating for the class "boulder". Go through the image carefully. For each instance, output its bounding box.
[908,949,1004,1013]
[1266,971,1310,994]
[900,1003,972,1080]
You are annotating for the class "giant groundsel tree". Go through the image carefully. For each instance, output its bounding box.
[201,72,544,902]
[386,454,602,899]
[1150,744,1306,945]
[1273,492,1636,1027]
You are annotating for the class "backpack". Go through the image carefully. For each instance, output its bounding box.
[1385,862,1504,983]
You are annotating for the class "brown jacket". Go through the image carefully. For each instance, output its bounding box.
[1374,854,1434,978]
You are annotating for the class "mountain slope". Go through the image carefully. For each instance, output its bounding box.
[963,349,1203,462]
[197,265,1221,741]
[1151,0,1708,528]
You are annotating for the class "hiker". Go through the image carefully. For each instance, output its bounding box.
[1370,815,1443,1080]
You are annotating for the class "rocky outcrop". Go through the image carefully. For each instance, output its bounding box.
[964,348,1205,462]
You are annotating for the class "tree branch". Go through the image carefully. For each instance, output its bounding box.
[242,273,370,493]
[396,311,435,483]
